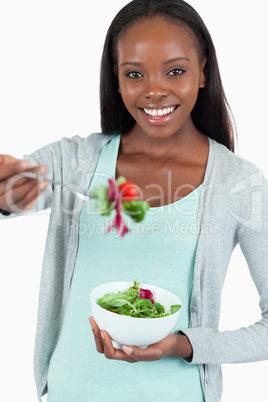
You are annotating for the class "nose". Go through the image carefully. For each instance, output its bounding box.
[142,80,170,101]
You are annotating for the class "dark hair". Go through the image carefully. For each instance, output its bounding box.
[100,0,236,152]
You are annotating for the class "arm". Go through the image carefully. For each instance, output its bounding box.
[182,169,268,365]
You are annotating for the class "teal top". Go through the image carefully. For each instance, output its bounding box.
[47,134,205,402]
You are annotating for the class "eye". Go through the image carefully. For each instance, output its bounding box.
[167,68,186,77]
[126,71,143,79]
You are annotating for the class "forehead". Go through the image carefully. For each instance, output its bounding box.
[117,17,199,63]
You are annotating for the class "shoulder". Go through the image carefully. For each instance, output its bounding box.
[25,132,118,180]
[28,132,116,164]
[209,138,268,224]
[60,132,117,155]
[209,138,264,182]
[58,132,118,173]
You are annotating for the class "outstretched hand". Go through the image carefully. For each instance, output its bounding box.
[89,316,193,363]
[0,154,48,213]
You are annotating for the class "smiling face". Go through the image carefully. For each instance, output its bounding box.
[116,17,206,140]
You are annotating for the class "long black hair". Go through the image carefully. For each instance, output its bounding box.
[100,0,236,152]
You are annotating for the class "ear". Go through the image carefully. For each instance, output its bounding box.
[199,58,207,88]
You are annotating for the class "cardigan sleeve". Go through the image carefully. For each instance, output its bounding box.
[181,168,268,365]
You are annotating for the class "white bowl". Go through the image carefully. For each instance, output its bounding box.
[90,281,182,349]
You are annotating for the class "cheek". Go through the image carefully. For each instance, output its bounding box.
[119,86,139,108]
[118,75,142,103]
[176,78,201,100]
[121,87,135,99]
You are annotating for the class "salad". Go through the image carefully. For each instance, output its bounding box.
[91,176,150,237]
[97,280,181,318]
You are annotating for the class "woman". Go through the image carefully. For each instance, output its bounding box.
[0,1,267,401]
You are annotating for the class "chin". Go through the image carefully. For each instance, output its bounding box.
[139,125,182,140]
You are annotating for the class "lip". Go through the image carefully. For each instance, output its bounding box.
[139,105,179,125]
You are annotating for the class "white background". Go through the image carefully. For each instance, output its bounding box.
[0,1,267,401]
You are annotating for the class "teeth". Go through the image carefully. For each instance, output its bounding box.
[143,106,176,117]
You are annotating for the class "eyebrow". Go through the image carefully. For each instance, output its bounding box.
[120,57,190,67]
[162,57,190,65]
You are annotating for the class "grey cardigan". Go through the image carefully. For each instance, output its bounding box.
[2,133,268,401]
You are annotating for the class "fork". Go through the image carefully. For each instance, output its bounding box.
[19,171,95,201]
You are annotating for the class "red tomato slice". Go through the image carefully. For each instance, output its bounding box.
[119,181,139,201]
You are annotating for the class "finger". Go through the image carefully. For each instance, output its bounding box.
[0,162,48,212]
[1,166,48,191]
[0,154,19,166]
[89,317,137,362]
[9,165,48,188]
[0,156,30,181]
[122,344,164,362]
[0,178,48,213]
[13,180,48,212]
[101,330,136,363]
[0,154,47,182]
[89,317,104,354]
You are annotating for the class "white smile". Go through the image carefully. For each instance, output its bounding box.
[142,106,177,117]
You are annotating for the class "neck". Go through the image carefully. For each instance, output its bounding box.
[121,118,206,159]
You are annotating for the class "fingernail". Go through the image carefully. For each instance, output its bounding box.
[38,166,47,174]
[20,160,30,169]
[101,331,105,340]
[39,181,48,190]
[123,346,133,355]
